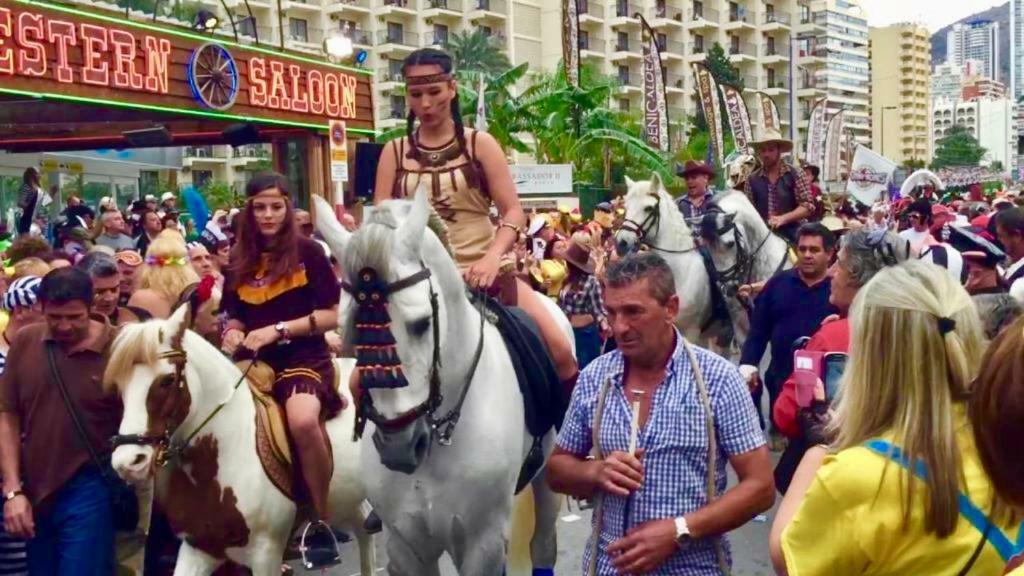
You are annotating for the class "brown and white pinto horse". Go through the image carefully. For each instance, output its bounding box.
[104,305,375,576]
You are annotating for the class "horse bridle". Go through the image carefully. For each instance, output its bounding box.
[701,209,789,300]
[618,194,698,254]
[344,266,486,446]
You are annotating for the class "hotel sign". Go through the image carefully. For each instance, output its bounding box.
[0,0,373,133]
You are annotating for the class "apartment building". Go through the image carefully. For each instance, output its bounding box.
[869,23,930,164]
[932,97,1017,170]
[947,21,1000,82]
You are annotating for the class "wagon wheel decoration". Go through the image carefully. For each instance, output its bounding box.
[187,43,240,111]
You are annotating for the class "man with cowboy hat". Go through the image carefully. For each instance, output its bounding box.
[675,160,717,219]
[743,128,814,243]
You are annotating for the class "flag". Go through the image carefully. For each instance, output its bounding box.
[692,62,724,168]
[720,83,753,155]
[475,72,488,132]
[805,97,828,168]
[639,15,669,151]
[562,0,580,87]
[822,110,845,182]
[757,92,781,134]
[846,144,897,206]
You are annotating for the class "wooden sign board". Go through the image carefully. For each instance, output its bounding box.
[0,0,374,134]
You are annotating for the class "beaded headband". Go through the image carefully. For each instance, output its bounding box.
[146,255,187,267]
[405,72,452,86]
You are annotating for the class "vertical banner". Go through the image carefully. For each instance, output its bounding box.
[720,83,753,154]
[692,62,724,168]
[757,92,781,134]
[822,109,846,182]
[475,72,489,132]
[638,15,669,151]
[562,0,580,87]
[804,97,828,168]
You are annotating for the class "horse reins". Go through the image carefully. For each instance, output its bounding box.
[344,266,486,446]
[618,194,698,255]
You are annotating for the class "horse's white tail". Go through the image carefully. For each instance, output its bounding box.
[507,486,536,576]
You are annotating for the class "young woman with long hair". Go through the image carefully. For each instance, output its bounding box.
[220,172,343,561]
[129,229,200,319]
[373,47,577,386]
[769,260,1021,575]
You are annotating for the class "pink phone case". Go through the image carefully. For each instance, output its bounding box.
[793,350,824,407]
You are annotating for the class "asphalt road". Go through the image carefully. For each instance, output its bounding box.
[297,451,781,576]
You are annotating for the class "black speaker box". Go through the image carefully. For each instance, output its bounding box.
[354,142,385,199]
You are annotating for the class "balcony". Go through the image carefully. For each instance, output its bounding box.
[741,74,759,92]
[287,27,324,50]
[346,29,371,47]
[610,2,641,27]
[657,37,685,59]
[762,43,790,63]
[579,35,606,58]
[649,4,684,28]
[578,0,604,23]
[610,39,642,61]
[666,73,686,92]
[373,0,417,18]
[423,31,450,46]
[377,105,407,128]
[686,42,706,62]
[684,6,719,30]
[231,145,269,161]
[375,29,419,54]
[378,67,404,89]
[423,0,463,20]
[184,146,227,161]
[797,45,827,66]
[762,11,790,31]
[467,0,507,23]
[728,42,757,63]
[797,76,826,96]
[281,0,320,13]
[325,0,371,16]
[762,78,787,96]
[724,10,756,32]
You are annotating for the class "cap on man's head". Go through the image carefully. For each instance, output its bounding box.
[161,192,176,203]
[527,216,548,237]
[2,275,41,312]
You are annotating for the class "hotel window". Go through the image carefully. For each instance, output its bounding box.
[289,19,308,42]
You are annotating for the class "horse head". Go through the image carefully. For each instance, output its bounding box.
[106,303,201,484]
[324,188,462,474]
[726,153,758,191]
[615,173,693,256]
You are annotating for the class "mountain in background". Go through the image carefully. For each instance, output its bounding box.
[930,2,1009,85]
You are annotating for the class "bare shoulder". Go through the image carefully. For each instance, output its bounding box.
[465,128,501,156]
[128,289,172,319]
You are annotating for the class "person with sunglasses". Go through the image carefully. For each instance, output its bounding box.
[772,228,911,493]
[899,198,936,255]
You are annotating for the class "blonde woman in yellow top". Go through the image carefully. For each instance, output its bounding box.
[770,260,1021,575]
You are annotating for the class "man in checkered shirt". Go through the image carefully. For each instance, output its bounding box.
[547,252,774,575]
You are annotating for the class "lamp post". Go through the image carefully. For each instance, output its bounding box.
[880,105,897,158]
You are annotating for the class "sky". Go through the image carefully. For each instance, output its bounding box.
[859,0,1006,32]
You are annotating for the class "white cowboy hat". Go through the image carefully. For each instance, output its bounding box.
[161,192,176,202]
[751,128,793,153]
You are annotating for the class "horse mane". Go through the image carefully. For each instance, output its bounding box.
[341,201,453,281]
[104,320,231,393]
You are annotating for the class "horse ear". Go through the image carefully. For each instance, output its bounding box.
[312,194,350,260]
[397,182,430,255]
[650,172,664,193]
[166,301,190,348]
[624,176,635,187]
[721,212,737,228]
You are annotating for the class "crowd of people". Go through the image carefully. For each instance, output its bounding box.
[0,44,1022,576]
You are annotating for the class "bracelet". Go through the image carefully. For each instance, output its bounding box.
[498,221,523,236]
[308,313,318,335]
[222,326,242,340]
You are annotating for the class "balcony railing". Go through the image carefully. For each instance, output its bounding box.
[186,146,220,158]
[423,31,449,45]
[383,0,411,7]
[728,43,756,57]
[378,105,407,120]
[345,29,371,45]
[376,30,419,46]
[665,72,686,88]
[426,0,462,9]
[689,41,705,54]
[765,43,790,56]
[470,0,506,12]
[615,2,640,18]
[763,12,790,25]
[579,35,605,51]
[687,7,718,21]
[615,38,638,52]
[232,145,269,158]
[378,67,404,82]
[330,0,370,9]
[579,0,604,18]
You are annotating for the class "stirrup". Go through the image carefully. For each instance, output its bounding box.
[299,520,341,570]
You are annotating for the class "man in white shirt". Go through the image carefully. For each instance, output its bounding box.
[898,199,935,256]
[995,207,1024,304]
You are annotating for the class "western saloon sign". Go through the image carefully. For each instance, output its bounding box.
[0,0,373,133]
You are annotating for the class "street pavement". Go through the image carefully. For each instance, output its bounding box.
[297,451,781,576]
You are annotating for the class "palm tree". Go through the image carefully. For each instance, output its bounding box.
[443,29,511,75]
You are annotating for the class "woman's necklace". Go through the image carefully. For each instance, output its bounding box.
[412,129,463,168]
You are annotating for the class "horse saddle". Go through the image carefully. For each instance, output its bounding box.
[240,361,335,502]
[474,295,568,493]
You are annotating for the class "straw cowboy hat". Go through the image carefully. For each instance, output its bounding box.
[676,160,716,179]
[751,128,793,153]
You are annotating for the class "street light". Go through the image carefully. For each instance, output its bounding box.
[324,31,354,62]
[880,105,898,158]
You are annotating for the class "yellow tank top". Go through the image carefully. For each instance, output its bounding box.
[392,131,494,269]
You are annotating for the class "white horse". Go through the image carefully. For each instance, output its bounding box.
[614,173,717,343]
[106,309,375,576]
[694,154,793,348]
[314,192,569,576]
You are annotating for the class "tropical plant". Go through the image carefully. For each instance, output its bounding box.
[931,125,987,169]
[443,29,512,76]
[200,180,237,210]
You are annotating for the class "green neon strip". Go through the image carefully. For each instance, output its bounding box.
[0,87,378,135]
[12,0,372,76]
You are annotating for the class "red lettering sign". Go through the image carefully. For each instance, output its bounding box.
[110,29,142,89]
[143,36,170,93]
[289,64,308,113]
[48,19,76,83]
[248,57,267,107]
[79,24,108,85]
[0,8,12,74]
[307,69,324,115]
[16,12,46,76]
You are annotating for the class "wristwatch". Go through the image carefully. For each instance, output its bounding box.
[3,488,23,502]
[674,516,692,548]
[274,322,292,345]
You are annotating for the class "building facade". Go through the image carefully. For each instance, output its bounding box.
[932,97,1016,171]
[1011,0,1024,101]
[946,21,1000,82]
[932,62,963,103]
[869,23,930,164]
[962,77,1008,101]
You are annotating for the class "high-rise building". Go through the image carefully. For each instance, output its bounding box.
[1011,0,1024,101]
[946,21,999,82]
[794,0,872,147]
[869,23,930,164]
[932,62,964,103]
[931,97,1017,171]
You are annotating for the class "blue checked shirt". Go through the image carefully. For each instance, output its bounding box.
[557,331,765,575]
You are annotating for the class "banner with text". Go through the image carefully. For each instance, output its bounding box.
[639,15,669,151]
[692,63,724,168]
[823,110,845,182]
[805,97,828,168]
[511,164,574,195]
[562,0,580,87]
[721,83,753,155]
[757,92,781,134]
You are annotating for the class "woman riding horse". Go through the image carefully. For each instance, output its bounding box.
[373,47,578,388]
[220,172,344,562]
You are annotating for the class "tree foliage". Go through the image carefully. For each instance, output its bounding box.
[931,125,987,169]
[443,29,512,76]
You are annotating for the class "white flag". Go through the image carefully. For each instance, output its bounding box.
[846,145,897,206]
[475,73,488,132]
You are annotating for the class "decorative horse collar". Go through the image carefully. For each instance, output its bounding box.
[343,265,485,446]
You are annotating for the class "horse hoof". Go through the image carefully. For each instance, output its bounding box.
[363,509,383,534]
